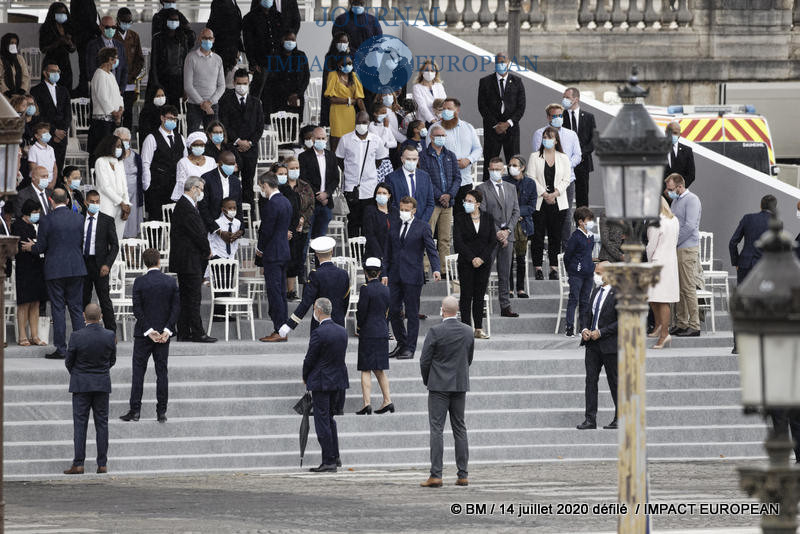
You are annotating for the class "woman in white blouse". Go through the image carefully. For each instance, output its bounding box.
[171,131,217,202]
[412,60,446,126]
[647,196,681,349]
[93,134,130,241]
[87,47,124,162]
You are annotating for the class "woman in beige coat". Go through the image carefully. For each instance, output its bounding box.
[647,196,680,348]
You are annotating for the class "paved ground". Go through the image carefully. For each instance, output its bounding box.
[6,461,769,533]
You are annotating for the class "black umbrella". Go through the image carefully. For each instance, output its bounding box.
[293,392,313,467]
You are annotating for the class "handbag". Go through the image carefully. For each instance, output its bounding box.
[331,188,349,217]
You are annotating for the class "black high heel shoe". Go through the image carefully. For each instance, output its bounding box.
[375,403,395,414]
[356,405,372,415]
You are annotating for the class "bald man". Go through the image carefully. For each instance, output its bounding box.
[16,165,53,218]
[420,296,474,488]
[664,121,695,188]
[299,126,340,238]
[85,15,128,93]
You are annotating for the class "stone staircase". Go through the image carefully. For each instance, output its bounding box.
[4,278,764,479]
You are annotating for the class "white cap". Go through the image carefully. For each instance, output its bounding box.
[365,257,381,268]
[310,236,336,254]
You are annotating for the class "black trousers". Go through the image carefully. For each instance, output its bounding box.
[123,91,138,131]
[482,128,520,182]
[453,184,473,216]
[130,336,170,414]
[532,204,566,269]
[458,261,491,329]
[584,344,618,423]
[737,266,751,285]
[51,136,67,177]
[312,390,340,465]
[287,231,308,280]
[87,119,117,167]
[83,256,116,332]
[72,391,109,467]
[344,193,371,237]
[771,410,800,462]
[177,272,205,340]
[240,155,257,206]
[574,163,591,208]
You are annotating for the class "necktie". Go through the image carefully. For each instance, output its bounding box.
[591,288,604,330]
[571,111,577,132]
[409,173,415,196]
[226,222,232,255]
[39,192,49,214]
[400,222,408,243]
[167,134,174,148]
[240,97,246,114]
[500,78,505,98]
[84,216,94,257]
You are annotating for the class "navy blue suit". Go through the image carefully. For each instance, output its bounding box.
[385,217,441,355]
[385,168,435,223]
[564,229,596,330]
[129,269,180,415]
[729,210,771,284]
[580,285,618,423]
[65,322,116,468]
[258,192,293,332]
[302,319,349,466]
[198,167,243,233]
[32,206,88,355]
[287,261,350,331]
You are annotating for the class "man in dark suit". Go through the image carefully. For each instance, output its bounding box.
[729,194,775,284]
[81,190,119,333]
[30,61,71,173]
[168,176,216,343]
[420,296,474,488]
[256,171,293,342]
[383,197,441,360]
[332,0,382,53]
[303,297,349,473]
[577,262,619,430]
[299,127,339,238]
[84,16,129,92]
[664,121,696,188]
[207,0,244,75]
[562,87,596,208]
[219,69,264,206]
[16,165,53,217]
[477,52,526,182]
[22,188,87,359]
[63,303,116,475]
[120,249,180,423]
[385,146,435,224]
[198,151,243,233]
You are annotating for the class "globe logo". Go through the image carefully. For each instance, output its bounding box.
[353,35,414,94]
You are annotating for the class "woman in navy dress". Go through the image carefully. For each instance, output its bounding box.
[361,182,395,267]
[355,258,393,415]
[12,199,48,347]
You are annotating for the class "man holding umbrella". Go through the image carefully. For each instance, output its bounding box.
[302,297,349,472]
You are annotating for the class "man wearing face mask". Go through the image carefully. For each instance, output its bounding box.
[30,61,71,173]
[242,0,284,114]
[665,173,702,337]
[147,9,193,107]
[264,31,309,118]
[477,52,526,182]
[299,127,339,238]
[141,105,187,220]
[219,69,264,206]
[85,16,128,94]
[16,165,53,218]
[199,151,243,233]
[563,206,597,338]
[81,190,119,334]
[561,87,596,209]
[440,98,482,216]
[664,121,695,188]
[113,8,144,131]
[385,146,434,223]
[151,0,192,38]
[336,111,381,237]
[332,0,382,54]
[184,28,226,133]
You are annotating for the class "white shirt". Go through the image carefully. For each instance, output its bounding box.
[368,121,396,159]
[669,142,679,166]
[412,82,446,124]
[495,72,509,118]
[83,213,98,256]
[90,68,124,116]
[45,79,58,106]
[208,214,241,258]
[31,184,50,214]
[28,142,56,183]
[472,217,480,233]
[404,167,416,196]
[315,149,327,193]
[568,106,579,133]
[586,284,613,333]
[335,131,380,200]
[443,119,482,186]
[531,126,582,183]
[172,156,217,201]
[141,128,187,191]
[219,168,230,199]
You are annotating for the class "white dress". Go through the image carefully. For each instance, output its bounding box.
[171,156,217,201]
[94,156,130,242]
[646,215,680,303]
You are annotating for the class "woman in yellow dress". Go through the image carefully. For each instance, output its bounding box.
[324,56,365,151]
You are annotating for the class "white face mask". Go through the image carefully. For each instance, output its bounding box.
[226,209,237,218]
[422,71,436,82]
[796,210,800,220]
[489,170,503,182]
[594,273,604,286]
[154,96,166,107]
[304,138,314,148]
[235,84,249,96]
[508,165,520,177]
[195,191,204,203]
[399,210,412,223]
[355,124,369,135]
[584,220,596,232]
[8,44,17,55]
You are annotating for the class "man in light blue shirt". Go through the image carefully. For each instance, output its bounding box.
[441,97,482,215]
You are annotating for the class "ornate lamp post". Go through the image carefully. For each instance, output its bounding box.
[0,92,24,534]
[594,67,671,534]
[733,216,800,534]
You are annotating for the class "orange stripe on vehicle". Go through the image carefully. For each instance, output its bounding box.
[705,120,723,141]
[744,118,772,148]
[693,119,717,141]
[680,119,699,138]
[726,119,752,141]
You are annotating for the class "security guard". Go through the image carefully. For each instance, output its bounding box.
[279,236,351,336]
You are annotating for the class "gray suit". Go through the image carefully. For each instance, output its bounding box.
[476,180,520,310]
[420,317,474,479]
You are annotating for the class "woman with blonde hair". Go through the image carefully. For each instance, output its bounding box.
[646,196,680,349]
[412,60,446,125]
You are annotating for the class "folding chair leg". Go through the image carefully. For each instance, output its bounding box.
[711,294,716,333]
[225,306,230,342]
[236,312,241,340]
[208,299,214,337]
[249,306,255,341]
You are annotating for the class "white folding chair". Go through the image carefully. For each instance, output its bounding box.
[109,261,134,340]
[237,238,264,319]
[331,256,358,328]
[348,236,366,284]
[65,116,89,177]
[4,270,17,342]
[304,78,322,124]
[161,203,176,224]
[327,219,348,257]
[70,98,91,149]
[207,259,255,341]
[257,130,279,170]
[21,48,41,82]
[697,288,717,333]
[554,253,575,334]
[120,238,148,281]
[241,202,253,238]
[140,221,171,270]
[699,231,731,311]
[270,111,301,150]
[444,253,491,337]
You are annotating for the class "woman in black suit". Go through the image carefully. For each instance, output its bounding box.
[453,188,496,339]
[12,199,48,347]
[362,182,395,267]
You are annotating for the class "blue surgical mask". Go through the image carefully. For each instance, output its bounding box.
[288,169,300,180]
[314,140,326,151]
[261,0,274,8]
[336,42,349,53]
[40,132,52,144]
[433,135,446,147]
[88,203,100,214]
[441,109,455,121]
[221,163,235,176]
[551,116,563,128]
[163,2,177,8]
[489,170,502,182]
[112,58,119,70]
[104,27,116,39]
[25,104,36,116]
[48,72,60,84]
[29,213,40,223]
[419,128,427,138]
[375,194,389,206]
[542,138,555,150]
[668,190,679,200]
[123,140,131,150]
[382,95,394,107]
[376,114,386,123]
[584,220,596,232]
[561,97,573,110]
[277,174,288,185]
[341,64,353,73]
[211,133,224,144]
[54,13,68,24]
[191,146,205,157]
[671,134,680,145]
[119,22,132,32]
[201,39,213,51]
[70,179,81,190]
[463,201,475,214]
[352,5,365,15]
[164,119,177,131]
[38,177,51,189]
[166,20,180,30]
[283,40,296,51]
[403,160,417,172]
[114,147,123,158]
[495,62,508,75]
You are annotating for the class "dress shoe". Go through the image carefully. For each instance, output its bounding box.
[375,403,395,414]
[669,326,686,336]
[63,465,84,475]
[119,410,140,422]
[535,269,544,280]
[45,350,66,360]
[565,326,574,337]
[157,413,167,423]
[500,307,519,318]
[731,346,738,354]
[652,335,672,349]
[192,335,217,343]
[576,420,596,430]
[309,464,337,473]
[474,328,490,339]
[420,477,443,488]
[603,419,618,430]
[287,290,299,301]
[648,325,662,339]
[335,457,342,468]
[548,270,559,280]
[395,350,414,360]
[455,478,469,486]
[259,332,287,342]
[517,291,529,298]
[356,405,372,415]
[676,328,700,337]
[388,346,403,359]
[418,313,427,320]
[96,466,108,474]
